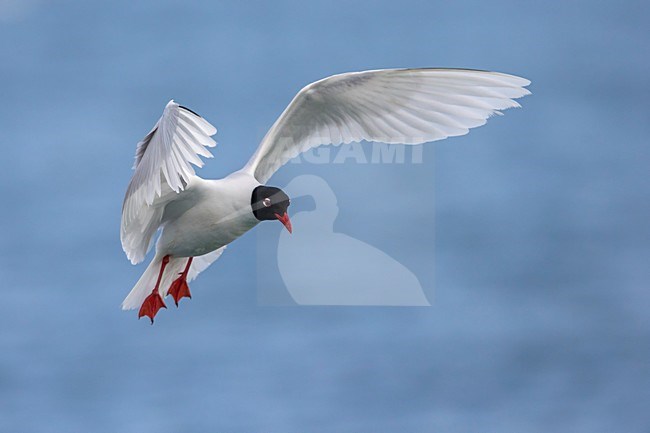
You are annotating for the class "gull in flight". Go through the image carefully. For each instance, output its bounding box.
[120,68,531,322]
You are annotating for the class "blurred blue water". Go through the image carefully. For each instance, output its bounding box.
[0,1,649,432]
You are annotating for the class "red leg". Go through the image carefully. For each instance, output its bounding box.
[168,257,193,306]
[138,255,170,324]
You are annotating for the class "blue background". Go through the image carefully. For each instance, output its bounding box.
[1,1,649,432]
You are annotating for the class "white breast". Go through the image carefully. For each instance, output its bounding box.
[157,171,260,257]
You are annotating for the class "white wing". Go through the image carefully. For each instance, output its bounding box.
[121,100,217,264]
[244,68,530,183]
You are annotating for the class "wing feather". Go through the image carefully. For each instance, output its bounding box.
[121,100,217,264]
[244,68,530,183]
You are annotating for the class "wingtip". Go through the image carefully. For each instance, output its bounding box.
[519,77,532,87]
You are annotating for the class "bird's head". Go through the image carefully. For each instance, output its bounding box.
[251,185,292,233]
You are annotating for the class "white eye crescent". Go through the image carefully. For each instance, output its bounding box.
[262,198,272,207]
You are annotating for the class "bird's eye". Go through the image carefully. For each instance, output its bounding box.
[262,198,272,207]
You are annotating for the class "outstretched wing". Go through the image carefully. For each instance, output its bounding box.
[244,68,530,183]
[121,100,217,264]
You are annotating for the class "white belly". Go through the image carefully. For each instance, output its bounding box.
[156,172,260,257]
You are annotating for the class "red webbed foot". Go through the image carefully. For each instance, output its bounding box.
[168,257,193,307]
[168,276,191,306]
[138,292,166,324]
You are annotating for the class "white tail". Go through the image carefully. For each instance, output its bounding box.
[122,247,227,310]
